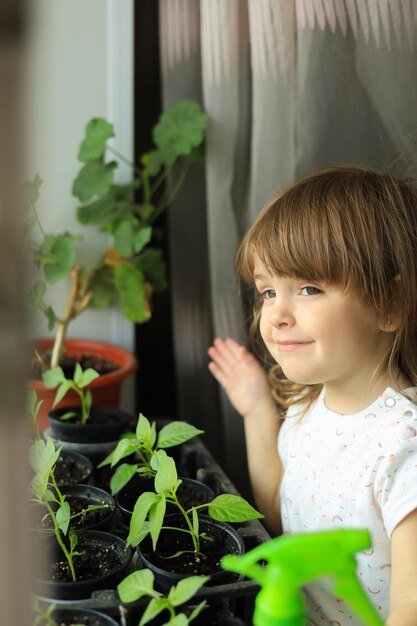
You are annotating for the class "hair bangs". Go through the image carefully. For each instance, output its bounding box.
[237,188,354,290]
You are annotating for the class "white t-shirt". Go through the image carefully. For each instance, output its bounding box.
[279,386,417,625]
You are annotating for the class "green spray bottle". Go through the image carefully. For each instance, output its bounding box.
[222,529,384,626]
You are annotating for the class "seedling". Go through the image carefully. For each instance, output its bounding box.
[29,438,109,581]
[98,413,204,495]
[118,568,209,626]
[28,388,44,440]
[42,363,99,424]
[126,454,263,556]
[32,600,56,626]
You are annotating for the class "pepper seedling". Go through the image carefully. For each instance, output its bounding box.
[98,413,204,495]
[126,454,264,556]
[42,363,99,425]
[29,437,109,581]
[118,567,209,626]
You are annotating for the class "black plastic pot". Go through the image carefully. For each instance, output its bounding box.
[54,448,94,485]
[115,477,215,526]
[50,607,120,625]
[34,530,133,601]
[136,514,245,594]
[48,406,132,444]
[31,485,115,534]
[60,484,116,531]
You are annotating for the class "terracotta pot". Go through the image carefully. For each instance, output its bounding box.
[27,338,138,430]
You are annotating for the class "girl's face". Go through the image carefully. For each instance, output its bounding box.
[254,263,393,409]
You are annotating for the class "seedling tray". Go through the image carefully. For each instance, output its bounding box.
[37,429,271,624]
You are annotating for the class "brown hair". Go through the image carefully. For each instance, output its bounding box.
[237,165,417,410]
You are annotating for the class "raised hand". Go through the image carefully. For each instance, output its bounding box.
[208,337,272,418]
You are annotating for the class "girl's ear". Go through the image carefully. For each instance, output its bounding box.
[379,275,401,333]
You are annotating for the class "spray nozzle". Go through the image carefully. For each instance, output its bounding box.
[222,529,384,626]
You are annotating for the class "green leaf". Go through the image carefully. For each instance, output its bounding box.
[114,264,149,323]
[72,160,117,202]
[192,508,199,539]
[117,568,154,603]
[79,367,100,388]
[154,456,178,494]
[133,227,152,254]
[168,614,188,626]
[42,367,66,389]
[126,492,159,547]
[28,281,45,313]
[77,188,116,225]
[139,597,168,626]
[150,449,168,472]
[114,219,136,257]
[28,439,46,473]
[24,174,43,208]
[52,380,74,407]
[42,235,77,284]
[208,495,264,523]
[73,363,83,386]
[188,600,208,623]
[152,100,208,167]
[168,576,209,607]
[88,265,118,309]
[69,527,78,551]
[45,306,57,331]
[110,438,139,467]
[149,495,166,550]
[136,249,167,292]
[110,463,139,495]
[157,422,204,449]
[141,150,163,177]
[136,413,152,444]
[56,500,71,535]
[78,118,114,162]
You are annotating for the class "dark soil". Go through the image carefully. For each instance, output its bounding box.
[141,523,239,576]
[54,455,91,485]
[35,497,114,531]
[51,411,123,428]
[31,352,119,380]
[47,535,124,583]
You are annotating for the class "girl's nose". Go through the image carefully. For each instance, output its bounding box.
[267,300,294,328]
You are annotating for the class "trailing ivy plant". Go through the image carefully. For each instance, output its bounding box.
[98,413,204,495]
[126,454,264,556]
[27,99,208,371]
[42,363,99,424]
[118,568,209,626]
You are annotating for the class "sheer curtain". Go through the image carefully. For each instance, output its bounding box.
[158,0,417,494]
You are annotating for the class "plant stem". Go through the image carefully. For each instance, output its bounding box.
[50,267,81,368]
[171,497,200,553]
[106,144,142,178]
[43,499,77,582]
[150,161,189,224]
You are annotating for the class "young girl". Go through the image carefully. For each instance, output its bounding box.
[208,166,417,626]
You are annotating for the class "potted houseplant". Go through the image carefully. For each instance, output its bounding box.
[98,412,205,494]
[118,568,209,626]
[27,99,208,425]
[125,454,263,592]
[30,437,132,600]
[43,363,132,444]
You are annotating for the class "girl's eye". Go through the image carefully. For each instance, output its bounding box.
[261,289,276,300]
[300,286,321,296]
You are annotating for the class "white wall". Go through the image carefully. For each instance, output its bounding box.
[27,0,135,411]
